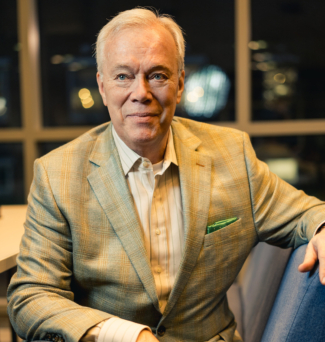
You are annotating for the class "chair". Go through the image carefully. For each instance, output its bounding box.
[227,243,325,342]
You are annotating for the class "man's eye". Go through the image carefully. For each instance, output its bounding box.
[117,74,127,80]
[152,74,166,80]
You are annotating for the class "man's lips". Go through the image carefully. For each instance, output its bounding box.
[126,113,159,117]
[126,113,160,122]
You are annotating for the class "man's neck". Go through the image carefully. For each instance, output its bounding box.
[130,138,168,164]
[112,125,169,164]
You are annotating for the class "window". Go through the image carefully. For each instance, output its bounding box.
[0,0,324,204]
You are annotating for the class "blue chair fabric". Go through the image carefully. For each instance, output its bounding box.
[261,244,325,342]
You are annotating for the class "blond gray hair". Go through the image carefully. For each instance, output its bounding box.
[95,8,185,76]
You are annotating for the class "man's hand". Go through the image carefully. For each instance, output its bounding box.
[298,226,325,285]
[137,330,159,342]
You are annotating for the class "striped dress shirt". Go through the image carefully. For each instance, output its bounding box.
[96,126,184,342]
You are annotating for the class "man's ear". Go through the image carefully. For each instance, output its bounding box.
[176,70,185,104]
[96,72,107,106]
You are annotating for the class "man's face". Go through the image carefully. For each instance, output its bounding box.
[97,25,185,155]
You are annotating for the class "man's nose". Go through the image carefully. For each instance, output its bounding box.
[130,77,152,103]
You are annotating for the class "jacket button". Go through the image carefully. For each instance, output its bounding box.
[157,326,166,336]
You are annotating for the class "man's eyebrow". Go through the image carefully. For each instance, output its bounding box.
[149,65,172,74]
[111,64,173,74]
[111,65,133,72]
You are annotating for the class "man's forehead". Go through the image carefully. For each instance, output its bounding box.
[106,26,174,51]
[111,24,173,42]
[103,25,178,71]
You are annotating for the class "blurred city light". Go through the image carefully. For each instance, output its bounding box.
[0,97,7,116]
[82,99,94,109]
[275,84,289,96]
[184,65,230,119]
[248,40,268,50]
[51,54,74,64]
[248,41,260,50]
[253,53,266,62]
[186,86,204,103]
[256,62,270,71]
[51,55,64,64]
[78,88,90,99]
[78,88,94,108]
[274,73,286,83]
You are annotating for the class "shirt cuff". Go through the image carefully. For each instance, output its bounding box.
[98,317,151,342]
[80,321,106,342]
[313,220,325,237]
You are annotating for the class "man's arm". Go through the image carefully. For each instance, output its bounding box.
[243,132,325,283]
[7,159,112,342]
[8,159,161,342]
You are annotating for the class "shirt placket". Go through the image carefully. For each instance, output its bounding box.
[139,159,154,260]
[139,158,170,312]
[153,177,171,312]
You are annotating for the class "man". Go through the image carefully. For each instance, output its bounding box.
[7,8,325,342]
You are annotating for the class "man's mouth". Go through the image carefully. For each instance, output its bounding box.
[126,113,160,123]
[126,113,159,117]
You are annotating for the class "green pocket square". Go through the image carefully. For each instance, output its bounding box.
[207,217,238,234]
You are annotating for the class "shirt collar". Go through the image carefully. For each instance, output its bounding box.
[112,125,178,176]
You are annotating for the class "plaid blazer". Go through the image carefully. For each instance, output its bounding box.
[7,117,325,342]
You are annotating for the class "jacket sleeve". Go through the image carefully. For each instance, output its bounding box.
[243,132,325,248]
[7,159,113,342]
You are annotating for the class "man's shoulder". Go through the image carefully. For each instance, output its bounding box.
[172,117,246,145]
[39,122,111,168]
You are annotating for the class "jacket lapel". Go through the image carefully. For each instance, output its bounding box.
[87,124,160,310]
[163,120,212,317]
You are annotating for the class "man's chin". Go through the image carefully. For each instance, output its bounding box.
[125,130,165,149]
[131,134,159,145]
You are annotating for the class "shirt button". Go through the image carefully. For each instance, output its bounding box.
[142,161,149,168]
[155,229,161,235]
[155,266,162,274]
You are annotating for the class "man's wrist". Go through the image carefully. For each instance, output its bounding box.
[98,317,151,342]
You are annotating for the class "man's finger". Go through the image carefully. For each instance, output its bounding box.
[298,242,317,272]
[315,229,325,285]
[318,252,325,285]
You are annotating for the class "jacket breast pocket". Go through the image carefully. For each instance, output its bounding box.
[203,218,243,248]
[194,218,247,291]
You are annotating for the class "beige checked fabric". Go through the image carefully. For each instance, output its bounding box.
[7,117,325,342]
[93,126,184,341]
